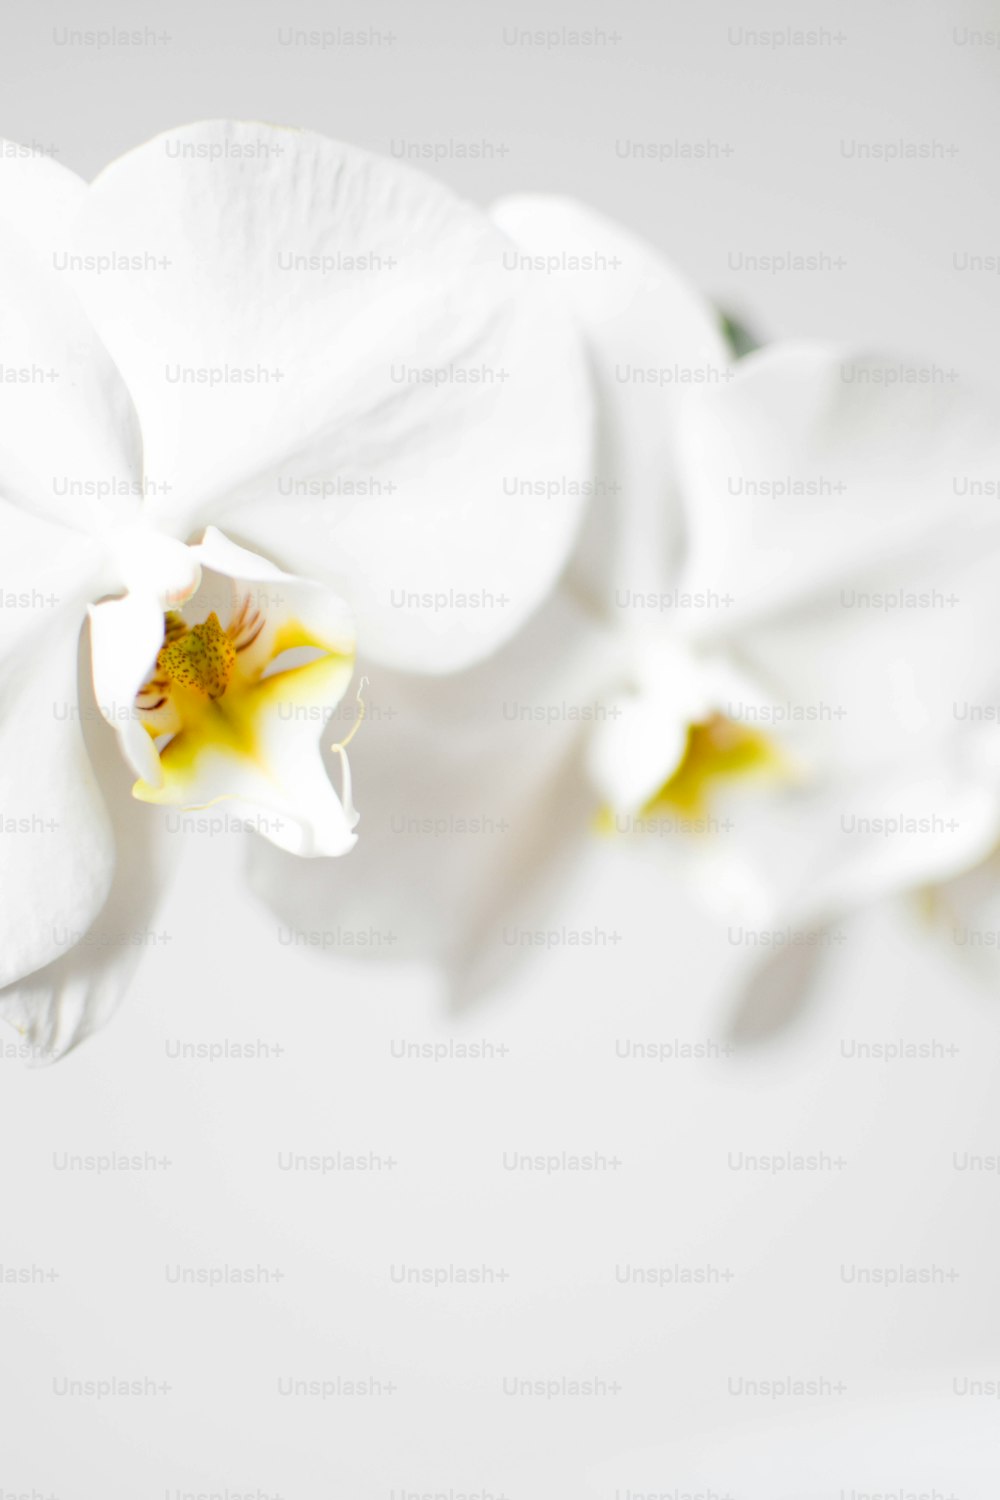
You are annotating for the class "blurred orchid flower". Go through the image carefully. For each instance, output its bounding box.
[251,199,1000,1029]
[0,123,591,1059]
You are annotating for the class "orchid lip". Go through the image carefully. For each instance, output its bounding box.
[84,527,359,858]
[132,588,350,795]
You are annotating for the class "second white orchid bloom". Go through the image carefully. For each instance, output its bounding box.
[496,200,1000,958]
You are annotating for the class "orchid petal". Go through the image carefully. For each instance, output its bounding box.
[492,194,730,614]
[675,343,1000,634]
[694,753,1000,936]
[0,519,116,990]
[69,121,592,672]
[0,706,177,1062]
[0,150,142,533]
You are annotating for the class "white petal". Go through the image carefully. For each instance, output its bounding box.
[586,634,702,814]
[0,152,142,530]
[698,514,1000,816]
[0,139,85,254]
[191,525,318,587]
[0,702,177,1062]
[492,194,730,613]
[87,528,204,787]
[0,548,116,990]
[587,687,690,817]
[69,121,592,672]
[102,523,202,606]
[88,591,167,786]
[691,752,1000,934]
[675,343,1000,632]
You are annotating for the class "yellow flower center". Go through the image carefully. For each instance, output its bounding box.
[646,712,781,820]
[130,592,355,814]
[156,611,236,700]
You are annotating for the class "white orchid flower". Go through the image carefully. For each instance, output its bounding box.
[0,123,591,1060]
[250,198,1000,1024]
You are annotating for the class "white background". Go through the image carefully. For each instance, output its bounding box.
[3,1,1000,1494]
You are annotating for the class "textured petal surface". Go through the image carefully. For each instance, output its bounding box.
[0,147,142,532]
[701,508,1000,796]
[492,194,730,615]
[69,121,592,672]
[675,343,1000,632]
[686,750,1000,935]
[89,589,169,786]
[0,517,116,990]
[0,700,175,1062]
[0,140,85,255]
